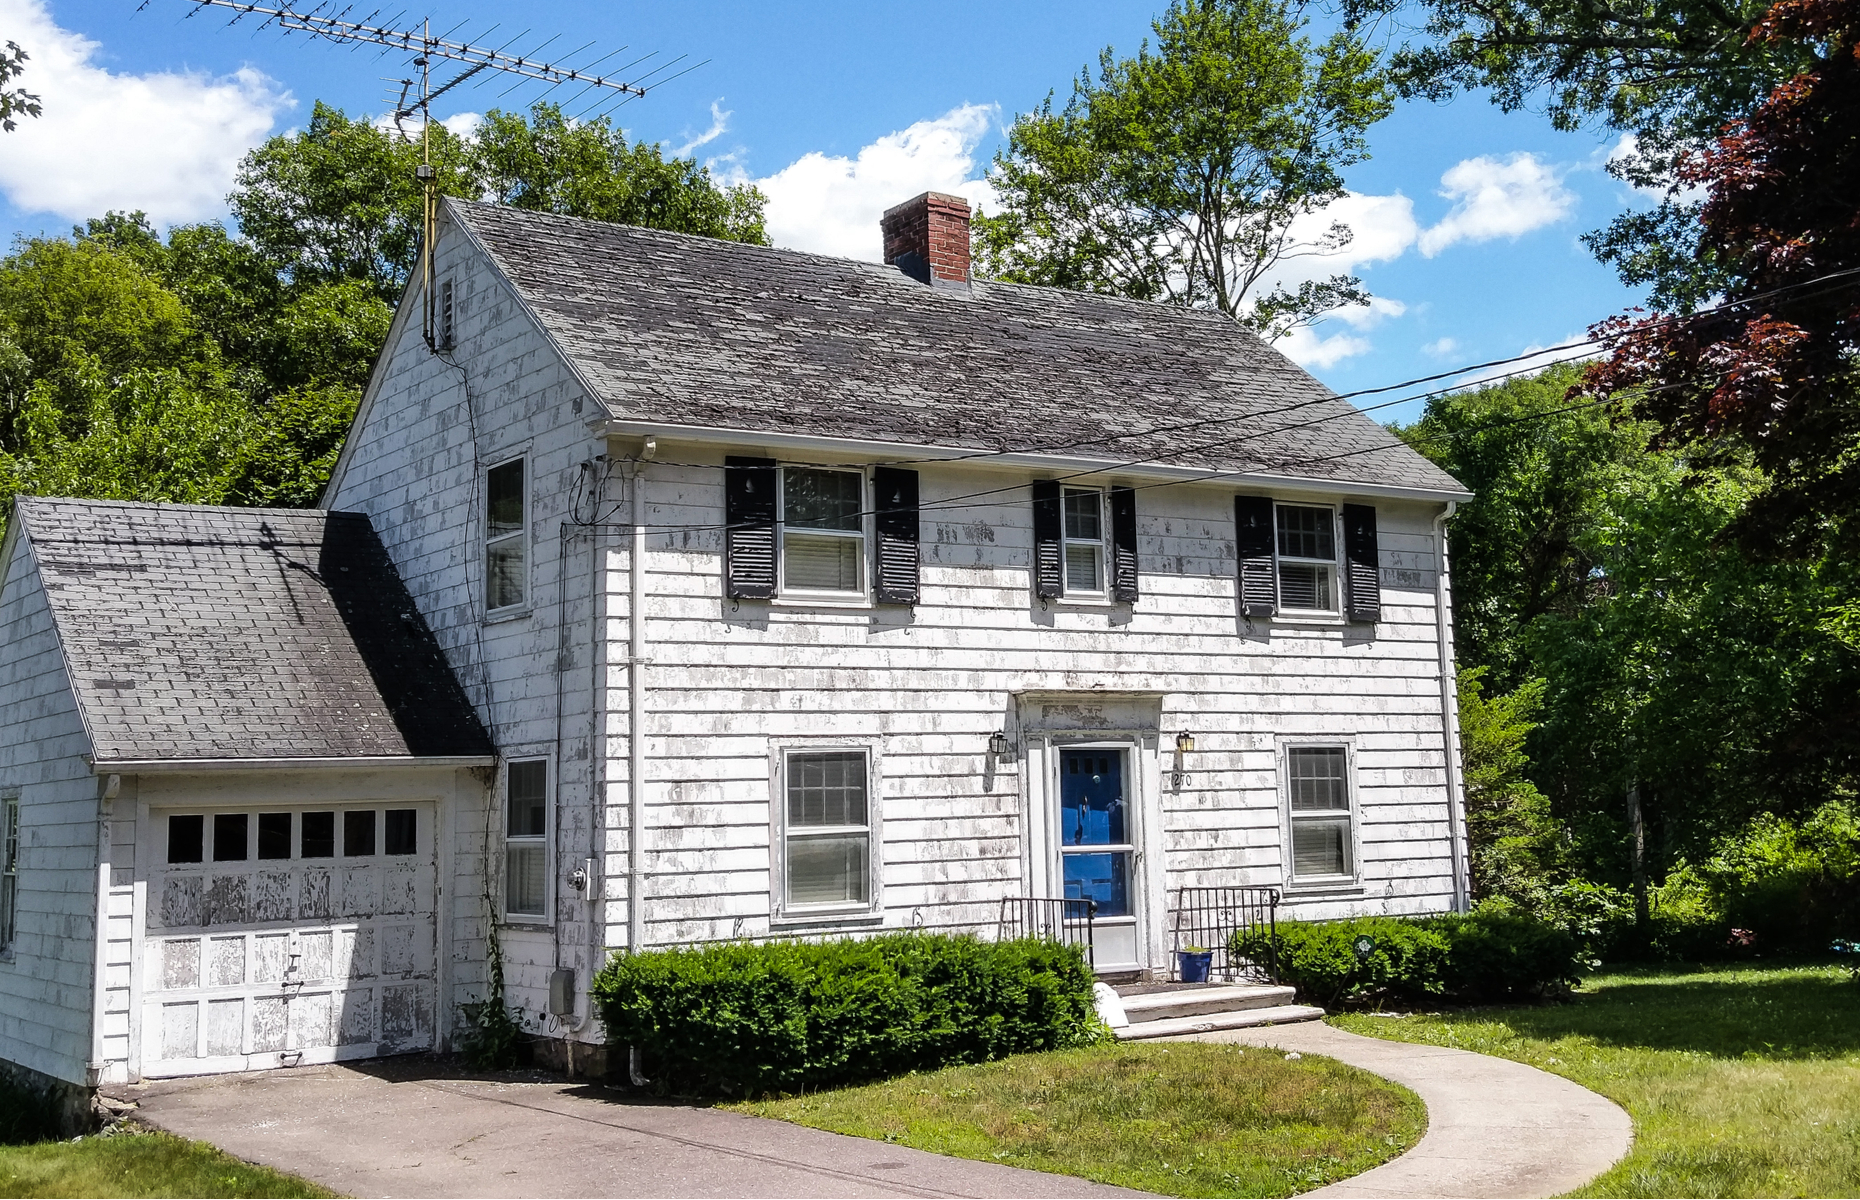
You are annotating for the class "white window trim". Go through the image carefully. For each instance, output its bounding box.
[775,465,872,605]
[502,757,552,926]
[1,794,17,959]
[1060,486,1110,602]
[768,741,883,926]
[1274,500,1343,618]
[485,453,530,618]
[1278,736,1363,890]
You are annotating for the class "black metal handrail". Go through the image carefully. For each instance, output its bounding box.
[998,896,1097,968]
[1170,886,1280,983]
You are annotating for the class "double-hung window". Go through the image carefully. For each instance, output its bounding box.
[781,467,866,597]
[505,759,548,920]
[1062,488,1105,595]
[780,750,872,912]
[1276,504,1338,613]
[486,457,526,612]
[1,795,16,953]
[1285,745,1354,880]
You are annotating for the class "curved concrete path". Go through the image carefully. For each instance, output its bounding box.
[1178,1022,1634,1199]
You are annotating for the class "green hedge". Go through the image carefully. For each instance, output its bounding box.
[590,932,1104,1097]
[1235,907,1582,1008]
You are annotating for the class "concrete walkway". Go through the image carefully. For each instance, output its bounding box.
[1176,1022,1634,1199]
[122,1058,1149,1199]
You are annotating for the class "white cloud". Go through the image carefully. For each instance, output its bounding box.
[1454,331,1598,387]
[1278,326,1373,369]
[441,111,483,139]
[1418,153,1575,257]
[0,0,292,224]
[1422,336,1460,360]
[675,100,731,158]
[754,103,997,260]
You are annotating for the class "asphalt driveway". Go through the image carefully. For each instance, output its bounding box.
[120,1057,1150,1199]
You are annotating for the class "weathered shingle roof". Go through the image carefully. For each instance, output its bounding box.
[450,200,1466,497]
[16,498,492,764]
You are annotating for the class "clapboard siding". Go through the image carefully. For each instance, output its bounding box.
[0,531,103,1088]
[325,216,1468,1022]
[325,209,610,1035]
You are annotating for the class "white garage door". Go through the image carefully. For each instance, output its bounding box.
[142,802,437,1078]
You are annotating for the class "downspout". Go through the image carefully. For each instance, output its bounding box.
[1433,501,1470,913]
[563,458,610,1041]
[627,441,654,1089]
[627,441,654,956]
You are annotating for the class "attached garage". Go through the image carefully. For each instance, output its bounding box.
[142,801,438,1077]
[0,499,493,1095]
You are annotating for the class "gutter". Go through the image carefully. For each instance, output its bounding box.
[90,755,496,773]
[1433,501,1471,913]
[590,418,1474,505]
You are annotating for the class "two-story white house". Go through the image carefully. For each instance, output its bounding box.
[0,191,1469,1105]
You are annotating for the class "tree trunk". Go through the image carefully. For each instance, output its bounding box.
[1627,782,1649,932]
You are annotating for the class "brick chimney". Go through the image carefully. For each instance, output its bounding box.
[881,192,971,290]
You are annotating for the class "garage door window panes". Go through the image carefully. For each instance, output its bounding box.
[505,760,548,919]
[214,813,248,861]
[301,812,334,858]
[258,814,291,860]
[168,814,204,864]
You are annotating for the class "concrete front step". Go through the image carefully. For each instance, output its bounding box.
[1114,1003,1327,1040]
[1117,983,1298,1023]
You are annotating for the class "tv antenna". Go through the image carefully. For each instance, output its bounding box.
[168,1,698,352]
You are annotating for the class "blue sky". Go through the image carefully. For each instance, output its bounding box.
[0,0,1647,421]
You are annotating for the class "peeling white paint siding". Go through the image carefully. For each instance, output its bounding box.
[602,448,1459,962]
[0,530,103,1088]
[329,217,1465,1012]
[325,210,608,1036]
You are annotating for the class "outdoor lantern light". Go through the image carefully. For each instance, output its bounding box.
[989,730,1010,761]
[1175,730,1196,754]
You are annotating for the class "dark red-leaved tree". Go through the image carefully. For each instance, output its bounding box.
[1579,0,1860,555]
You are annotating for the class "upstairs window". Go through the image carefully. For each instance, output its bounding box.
[781,467,866,597]
[1,796,17,953]
[1062,488,1105,595]
[1276,504,1337,612]
[486,457,526,612]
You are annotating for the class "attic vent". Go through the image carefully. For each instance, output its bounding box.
[439,280,455,350]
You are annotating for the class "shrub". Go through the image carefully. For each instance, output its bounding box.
[1240,907,1582,1008]
[1645,861,1733,960]
[1697,799,1860,951]
[590,932,1103,1098]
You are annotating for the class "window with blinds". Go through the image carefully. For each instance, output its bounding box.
[781,750,873,911]
[781,467,866,596]
[1285,745,1353,879]
[505,759,548,919]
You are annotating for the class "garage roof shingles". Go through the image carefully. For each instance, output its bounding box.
[452,200,1465,497]
[19,498,492,764]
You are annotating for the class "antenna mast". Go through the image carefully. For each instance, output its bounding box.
[176,0,677,353]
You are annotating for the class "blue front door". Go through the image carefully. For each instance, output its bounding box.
[1059,749,1133,917]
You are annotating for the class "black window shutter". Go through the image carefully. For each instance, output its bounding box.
[1235,494,1277,617]
[724,456,777,599]
[1110,485,1139,602]
[1343,502,1382,623]
[873,466,920,604]
[1032,479,1063,599]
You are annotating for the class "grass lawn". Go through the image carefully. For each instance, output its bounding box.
[733,1039,1425,1198]
[0,1129,332,1199]
[1331,962,1860,1198]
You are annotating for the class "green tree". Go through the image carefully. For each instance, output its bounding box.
[471,103,767,243]
[1405,365,1860,904]
[0,41,41,132]
[231,102,476,300]
[974,0,1393,339]
[1458,667,1561,904]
